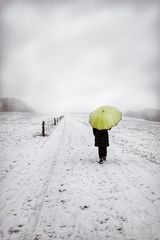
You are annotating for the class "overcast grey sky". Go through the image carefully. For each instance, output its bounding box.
[0,0,159,114]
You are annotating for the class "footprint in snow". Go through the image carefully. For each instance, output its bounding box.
[80,205,89,210]
[46,224,51,227]
[117,227,123,232]
[60,225,66,228]
[18,224,24,228]
[34,234,41,240]
[99,218,109,224]
[120,216,126,222]
[8,226,22,235]
[105,218,109,222]
[27,198,32,202]
[58,189,66,193]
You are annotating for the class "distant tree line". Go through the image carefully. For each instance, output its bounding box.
[124,108,160,122]
[0,98,34,113]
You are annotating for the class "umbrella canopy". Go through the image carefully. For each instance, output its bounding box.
[89,105,122,130]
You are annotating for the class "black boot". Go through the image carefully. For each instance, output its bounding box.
[99,158,104,164]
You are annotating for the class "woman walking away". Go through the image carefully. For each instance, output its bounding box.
[92,128,110,164]
[89,105,122,164]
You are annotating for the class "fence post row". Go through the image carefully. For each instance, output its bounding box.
[42,116,64,137]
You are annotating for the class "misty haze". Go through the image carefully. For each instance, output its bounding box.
[0,0,159,113]
[0,1,160,240]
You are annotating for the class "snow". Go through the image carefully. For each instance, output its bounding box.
[0,112,160,240]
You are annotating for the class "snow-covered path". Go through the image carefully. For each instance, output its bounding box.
[0,113,160,240]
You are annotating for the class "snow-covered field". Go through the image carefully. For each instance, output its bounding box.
[0,112,160,240]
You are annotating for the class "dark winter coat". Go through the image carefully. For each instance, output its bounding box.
[93,128,109,147]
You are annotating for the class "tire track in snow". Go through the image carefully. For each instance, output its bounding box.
[0,120,64,240]
[19,120,65,240]
[0,124,64,223]
[0,127,59,213]
[30,117,85,240]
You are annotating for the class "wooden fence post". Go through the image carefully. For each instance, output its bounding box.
[42,121,45,136]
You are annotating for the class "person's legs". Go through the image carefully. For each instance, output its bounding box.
[98,146,107,162]
[98,146,103,159]
[103,147,107,161]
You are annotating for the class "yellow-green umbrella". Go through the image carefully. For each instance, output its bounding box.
[89,105,122,130]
